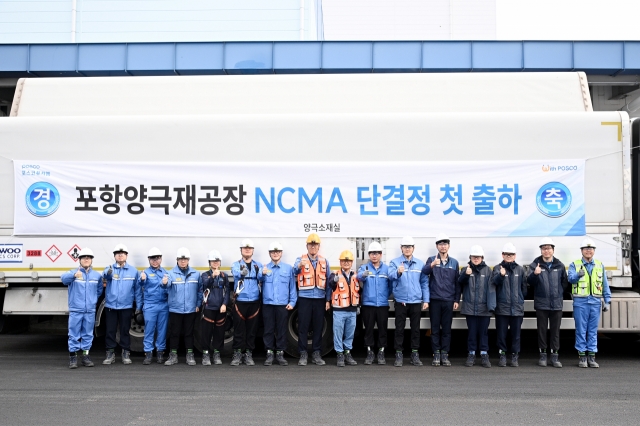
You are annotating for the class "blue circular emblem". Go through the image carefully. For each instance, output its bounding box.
[536,182,572,218]
[25,182,60,217]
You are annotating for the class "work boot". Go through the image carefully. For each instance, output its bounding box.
[337,352,345,367]
[81,353,94,367]
[550,352,562,368]
[587,353,599,368]
[298,351,308,366]
[212,351,222,365]
[311,351,326,366]
[432,352,441,366]
[243,351,255,366]
[230,350,242,366]
[465,353,475,367]
[364,350,375,365]
[345,351,358,365]
[498,351,507,367]
[156,351,165,364]
[377,349,386,365]
[578,354,588,368]
[102,349,115,365]
[276,351,288,366]
[410,351,423,366]
[202,352,211,366]
[69,353,78,369]
[394,351,403,367]
[264,350,274,366]
[186,351,196,366]
[441,352,451,367]
[481,353,491,368]
[143,352,153,365]
[164,352,178,366]
[510,353,519,367]
[538,352,548,367]
[122,350,132,365]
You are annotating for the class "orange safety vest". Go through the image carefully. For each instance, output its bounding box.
[332,271,360,308]
[297,254,328,291]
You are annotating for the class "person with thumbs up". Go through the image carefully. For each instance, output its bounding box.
[568,238,611,368]
[491,243,527,367]
[357,241,391,365]
[526,238,569,368]
[61,248,103,369]
[139,247,170,365]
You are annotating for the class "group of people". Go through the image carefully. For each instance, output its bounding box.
[61,233,611,370]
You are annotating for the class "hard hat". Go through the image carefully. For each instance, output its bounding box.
[207,250,222,262]
[306,233,321,244]
[113,243,128,254]
[147,247,162,257]
[400,236,415,246]
[78,248,94,259]
[268,241,283,252]
[581,238,596,249]
[539,237,555,248]
[339,250,354,261]
[368,241,383,253]
[176,247,191,259]
[435,232,450,245]
[469,245,484,257]
[134,311,145,326]
[240,238,254,248]
[502,243,517,254]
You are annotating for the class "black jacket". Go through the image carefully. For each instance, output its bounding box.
[491,261,527,317]
[199,270,230,310]
[458,261,496,317]
[526,256,569,311]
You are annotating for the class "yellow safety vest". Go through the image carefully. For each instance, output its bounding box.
[571,259,604,298]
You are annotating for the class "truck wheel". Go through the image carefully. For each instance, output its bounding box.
[285,307,333,357]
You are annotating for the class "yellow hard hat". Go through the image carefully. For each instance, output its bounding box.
[306,233,321,244]
[339,250,354,261]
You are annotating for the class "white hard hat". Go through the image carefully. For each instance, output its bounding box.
[368,241,383,253]
[176,247,191,259]
[401,236,415,246]
[113,243,128,254]
[78,248,94,258]
[240,238,254,248]
[502,243,517,254]
[539,237,555,248]
[435,233,450,244]
[581,238,596,249]
[268,241,283,251]
[148,247,162,257]
[208,250,221,262]
[469,245,484,257]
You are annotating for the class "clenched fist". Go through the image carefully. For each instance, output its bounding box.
[397,264,405,274]
[431,258,441,268]
[213,269,220,277]
[140,271,147,281]
[263,266,269,275]
[466,266,472,275]
[74,269,83,279]
[162,274,168,285]
[500,266,506,276]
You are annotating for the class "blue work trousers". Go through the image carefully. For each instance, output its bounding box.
[332,310,356,353]
[465,315,490,354]
[68,311,95,352]
[573,298,601,353]
[143,305,169,352]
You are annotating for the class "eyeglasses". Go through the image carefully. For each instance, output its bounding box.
[149,256,162,261]
[369,251,382,255]
[401,245,414,249]
[582,247,595,250]
[437,242,449,246]
[502,253,515,257]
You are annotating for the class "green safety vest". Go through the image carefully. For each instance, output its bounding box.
[571,259,604,298]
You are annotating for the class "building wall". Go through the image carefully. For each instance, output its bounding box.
[0,0,320,43]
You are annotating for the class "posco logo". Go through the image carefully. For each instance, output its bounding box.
[541,165,578,172]
[536,182,572,218]
[25,182,60,217]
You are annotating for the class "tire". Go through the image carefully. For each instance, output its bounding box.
[285,307,333,357]
[193,310,234,356]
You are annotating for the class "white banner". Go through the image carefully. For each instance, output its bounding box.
[15,160,585,237]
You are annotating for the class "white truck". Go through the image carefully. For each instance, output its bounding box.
[1,72,638,354]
